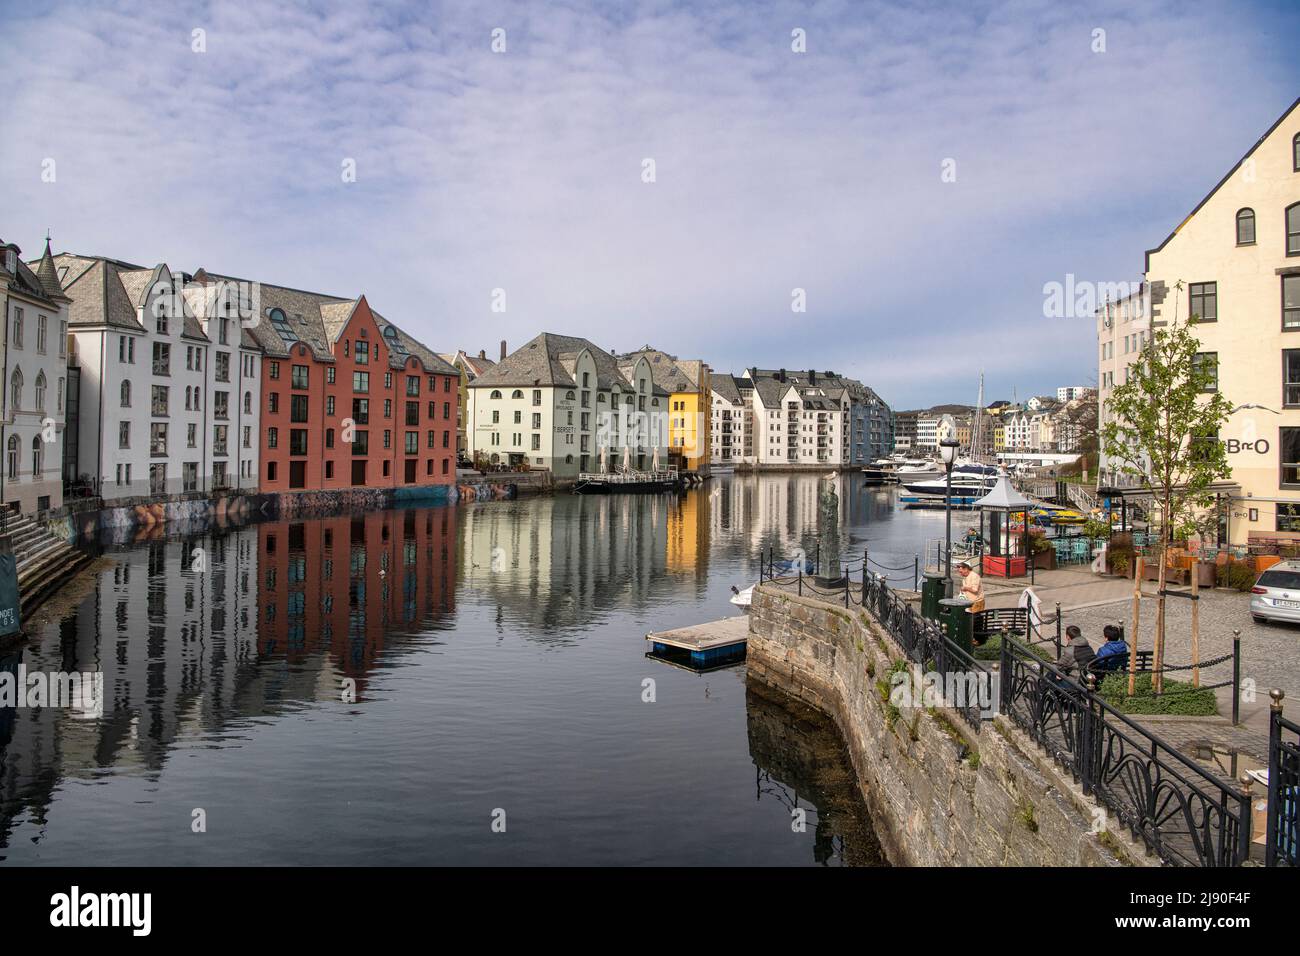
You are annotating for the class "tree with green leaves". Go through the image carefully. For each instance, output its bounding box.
[1100,283,1233,694]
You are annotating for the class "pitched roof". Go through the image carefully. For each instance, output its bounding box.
[54,254,145,330]
[1145,95,1300,272]
[32,239,67,300]
[473,333,621,390]
[710,374,743,405]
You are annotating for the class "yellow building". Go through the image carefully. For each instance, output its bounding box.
[618,347,712,474]
[1143,96,1300,543]
[442,349,498,458]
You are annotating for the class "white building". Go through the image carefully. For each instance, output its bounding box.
[1056,386,1089,403]
[709,375,751,465]
[53,253,263,500]
[738,369,848,467]
[466,332,668,478]
[1,238,69,514]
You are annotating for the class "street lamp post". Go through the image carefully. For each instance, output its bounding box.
[940,437,960,596]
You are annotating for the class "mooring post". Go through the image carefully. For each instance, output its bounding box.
[913,555,919,592]
[1232,629,1242,726]
[844,564,850,608]
[798,566,802,596]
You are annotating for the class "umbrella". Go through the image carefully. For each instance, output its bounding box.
[652,446,660,473]
[599,446,607,473]
[622,446,631,473]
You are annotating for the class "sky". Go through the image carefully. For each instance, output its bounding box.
[2,0,1298,409]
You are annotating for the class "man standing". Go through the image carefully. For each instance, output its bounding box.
[956,560,985,613]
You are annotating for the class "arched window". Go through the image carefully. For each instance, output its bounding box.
[121,380,131,407]
[185,385,192,409]
[1236,208,1256,245]
[490,390,502,399]
[5,436,16,481]
[31,435,42,478]
[9,368,21,412]
[566,390,576,400]
[244,391,252,414]
[1288,201,1300,257]
[511,389,524,399]
[34,371,46,411]
[57,377,64,413]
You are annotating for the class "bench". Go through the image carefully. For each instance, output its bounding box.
[972,608,1029,647]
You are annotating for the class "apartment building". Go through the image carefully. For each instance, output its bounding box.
[1056,386,1089,402]
[1095,284,1151,486]
[709,374,750,465]
[618,346,712,474]
[1143,96,1300,541]
[1,238,69,514]
[53,254,262,500]
[442,347,498,457]
[192,270,458,494]
[466,333,668,479]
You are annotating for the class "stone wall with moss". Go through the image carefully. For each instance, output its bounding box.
[748,585,1157,867]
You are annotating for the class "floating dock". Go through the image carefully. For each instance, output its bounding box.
[646,616,749,671]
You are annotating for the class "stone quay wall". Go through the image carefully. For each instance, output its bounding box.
[747,585,1157,867]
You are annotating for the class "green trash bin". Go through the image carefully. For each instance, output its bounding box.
[921,571,947,620]
[938,597,975,655]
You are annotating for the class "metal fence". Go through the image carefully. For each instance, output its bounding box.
[1267,691,1299,867]
[759,563,1275,866]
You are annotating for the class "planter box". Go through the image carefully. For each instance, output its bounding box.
[1032,549,1056,570]
[983,555,1027,578]
[1195,562,1216,587]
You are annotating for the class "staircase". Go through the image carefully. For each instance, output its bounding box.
[1,514,93,619]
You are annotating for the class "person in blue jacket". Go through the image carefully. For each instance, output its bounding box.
[1093,624,1129,672]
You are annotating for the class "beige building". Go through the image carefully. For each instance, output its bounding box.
[1096,285,1151,487]
[1143,96,1300,541]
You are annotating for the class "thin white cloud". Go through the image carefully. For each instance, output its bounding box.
[2,0,1296,407]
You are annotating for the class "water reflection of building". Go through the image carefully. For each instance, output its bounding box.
[256,507,457,696]
[0,506,457,854]
[707,472,851,556]
[458,495,669,632]
[666,490,711,576]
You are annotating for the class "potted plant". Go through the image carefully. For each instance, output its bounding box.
[1110,550,1131,578]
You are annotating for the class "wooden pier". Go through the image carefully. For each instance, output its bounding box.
[645,616,749,671]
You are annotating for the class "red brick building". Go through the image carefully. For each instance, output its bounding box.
[192,272,458,494]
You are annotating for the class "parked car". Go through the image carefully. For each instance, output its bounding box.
[1250,561,1300,623]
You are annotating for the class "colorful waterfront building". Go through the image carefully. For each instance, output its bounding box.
[440,348,498,458]
[617,346,712,475]
[2,238,70,514]
[1142,96,1300,542]
[192,270,458,497]
[52,253,262,501]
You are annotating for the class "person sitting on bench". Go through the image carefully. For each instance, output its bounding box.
[1058,625,1096,677]
[1093,625,1128,670]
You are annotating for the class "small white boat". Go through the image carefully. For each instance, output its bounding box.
[730,584,754,611]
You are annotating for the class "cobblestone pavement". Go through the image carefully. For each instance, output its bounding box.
[1065,590,1299,702]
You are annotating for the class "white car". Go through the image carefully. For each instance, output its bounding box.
[1250,561,1300,624]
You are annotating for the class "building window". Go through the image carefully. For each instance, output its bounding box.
[34,371,46,411]
[150,423,168,456]
[352,398,369,424]
[355,341,369,365]
[405,431,418,455]
[119,421,130,449]
[290,394,309,423]
[1295,132,1300,172]
[490,390,502,400]
[268,392,279,413]
[267,427,278,449]
[289,429,308,456]
[353,371,369,393]
[244,391,252,414]
[36,315,46,353]
[407,377,420,396]
[327,396,335,415]
[327,366,335,384]
[29,436,41,478]
[1283,427,1300,488]
[291,365,308,389]
[1288,202,1300,257]
[6,436,16,481]
[406,401,419,426]
[152,384,168,417]
[1189,282,1216,323]
[1286,274,1300,330]
[8,368,20,411]
[269,361,280,380]
[12,308,21,348]
[1236,208,1256,245]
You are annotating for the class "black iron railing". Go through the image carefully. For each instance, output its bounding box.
[1267,690,1299,867]
[760,562,1268,867]
[999,636,1251,867]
